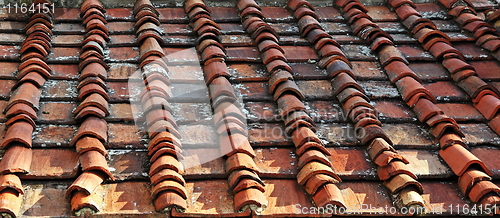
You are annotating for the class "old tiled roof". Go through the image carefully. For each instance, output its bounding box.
[1,0,500,216]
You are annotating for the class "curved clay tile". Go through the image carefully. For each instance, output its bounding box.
[0,2,55,215]
[344,0,500,206]
[287,0,428,210]
[66,0,113,215]
[132,0,188,213]
[185,0,269,213]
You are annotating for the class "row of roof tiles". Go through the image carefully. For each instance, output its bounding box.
[1,0,500,217]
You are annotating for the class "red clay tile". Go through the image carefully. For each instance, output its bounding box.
[452,69,476,82]
[70,190,101,215]
[395,5,421,20]
[273,80,304,101]
[292,126,322,147]
[389,0,417,8]
[79,150,113,179]
[311,183,345,208]
[384,173,423,195]
[6,82,42,112]
[325,60,354,79]
[305,29,330,45]
[0,121,34,149]
[294,7,318,20]
[296,142,331,157]
[352,18,378,36]
[476,34,500,47]
[5,113,35,129]
[233,178,265,194]
[428,41,460,59]
[150,169,185,186]
[458,76,497,100]
[439,144,491,176]
[276,94,306,117]
[73,93,109,116]
[220,133,256,158]
[298,149,332,170]
[384,60,420,83]
[430,121,464,138]
[265,59,292,74]
[240,6,264,19]
[395,76,435,103]
[469,180,500,202]
[439,132,466,150]
[71,116,107,144]
[344,1,369,13]
[154,191,187,213]
[456,12,481,25]
[0,174,23,196]
[374,150,409,167]
[152,180,187,201]
[288,0,315,11]
[298,15,322,37]
[66,171,106,198]
[197,39,225,55]
[0,144,32,174]
[225,152,259,173]
[77,84,108,101]
[75,106,106,120]
[376,160,417,180]
[75,136,107,157]
[297,161,340,185]
[413,98,444,122]
[442,58,474,74]
[233,188,267,212]
[17,64,51,80]
[458,169,490,196]
[330,72,361,95]
[303,174,339,195]
[0,188,21,217]
[149,154,184,176]
[5,103,38,121]
[377,45,408,66]
[147,120,182,140]
[228,169,263,190]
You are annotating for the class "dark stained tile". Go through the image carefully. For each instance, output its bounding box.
[38,102,76,124]
[366,6,397,22]
[315,7,343,21]
[21,182,71,217]
[420,181,470,215]
[453,43,491,60]
[408,62,450,81]
[423,81,470,102]
[0,45,20,61]
[108,123,146,148]
[108,22,135,34]
[415,3,447,20]
[471,147,500,178]
[328,147,376,179]
[107,150,149,180]
[50,64,79,80]
[210,7,239,22]
[372,100,415,122]
[296,80,334,100]
[359,81,400,99]
[381,124,435,148]
[157,8,187,23]
[261,7,293,22]
[397,45,435,61]
[436,103,485,122]
[248,123,289,146]
[460,124,500,146]
[351,61,386,81]
[106,8,133,21]
[21,149,79,179]
[33,125,76,147]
